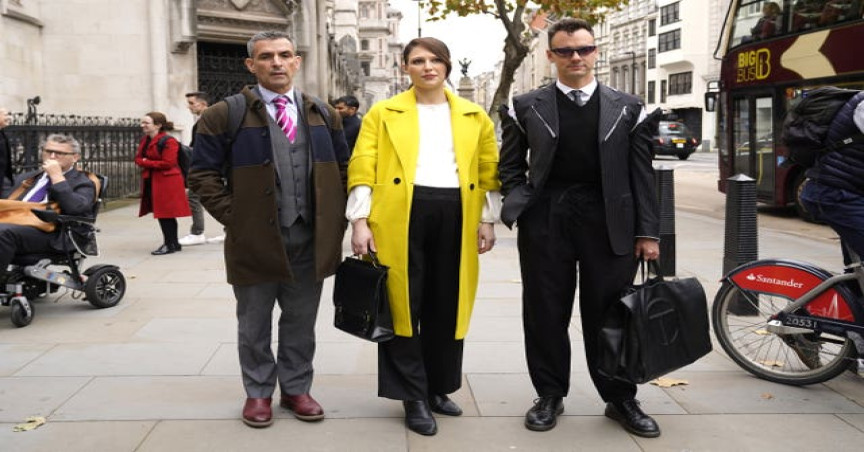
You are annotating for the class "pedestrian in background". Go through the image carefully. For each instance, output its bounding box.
[188,30,349,429]
[0,107,13,198]
[179,91,224,246]
[333,95,361,154]
[135,112,191,255]
[499,18,662,437]
[347,36,500,436]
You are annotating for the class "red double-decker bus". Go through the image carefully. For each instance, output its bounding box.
[707,0,864,220]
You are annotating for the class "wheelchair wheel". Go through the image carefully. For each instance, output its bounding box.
[712,281,857,385]
[85,267,126,308]
[10,298,33,327]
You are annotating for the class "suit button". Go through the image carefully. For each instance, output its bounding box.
[264,189,272,195]
[268,218,275,225]
[394,178,401,185]
[263,159,271,166]
[469,183,475,190]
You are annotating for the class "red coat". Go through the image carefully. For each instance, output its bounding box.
[135,132,191,219]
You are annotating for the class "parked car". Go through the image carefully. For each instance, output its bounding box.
[652,120,699,160]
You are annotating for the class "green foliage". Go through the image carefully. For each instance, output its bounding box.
[423,0,628,24]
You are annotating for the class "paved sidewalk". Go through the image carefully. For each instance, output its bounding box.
[1,201,863,451]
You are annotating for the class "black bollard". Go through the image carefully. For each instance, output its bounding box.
[723,174,759,315]
[655,166,676,277]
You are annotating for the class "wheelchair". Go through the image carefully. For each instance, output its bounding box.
[0,173,126,327]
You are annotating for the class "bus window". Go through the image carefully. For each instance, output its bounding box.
[733,98,751,176]
[755,97,775,197]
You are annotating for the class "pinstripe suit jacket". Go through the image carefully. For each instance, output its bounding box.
[499,82,659,256]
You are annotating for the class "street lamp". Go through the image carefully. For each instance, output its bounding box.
[623,50,636,95]
[413,0,422,37]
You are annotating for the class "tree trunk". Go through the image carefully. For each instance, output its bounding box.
[487,3,530,123]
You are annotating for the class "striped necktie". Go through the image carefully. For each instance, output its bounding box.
[273,95,297,143]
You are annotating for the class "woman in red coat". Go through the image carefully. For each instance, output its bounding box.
[135,112,191,255]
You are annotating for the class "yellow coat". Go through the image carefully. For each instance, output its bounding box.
[347,88,500,339]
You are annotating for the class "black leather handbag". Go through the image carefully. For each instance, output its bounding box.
[597,260,712,384]
[332,251,394,342]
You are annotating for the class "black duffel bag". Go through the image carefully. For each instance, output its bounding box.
[597,260,712,384]
[332,251,394,342]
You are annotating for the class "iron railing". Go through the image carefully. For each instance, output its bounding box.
[5,111,142,200]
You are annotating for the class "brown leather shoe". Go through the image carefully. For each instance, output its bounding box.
[280,394,325,421]
[242,397,273,428]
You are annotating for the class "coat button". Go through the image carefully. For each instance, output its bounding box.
[268,218,275,225]
[263,159,271,166]
[264,189,272,195]
[469,183,475,190]
[394,178,401,185]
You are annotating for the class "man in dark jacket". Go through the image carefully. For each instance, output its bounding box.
[1,134,96,276]
[0,107,13,197]
[188,30,349,429]
[499,18,661,438]
[800,91,864,262]
[333,95,361,154]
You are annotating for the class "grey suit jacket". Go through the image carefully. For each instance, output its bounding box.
[498,82,659,256]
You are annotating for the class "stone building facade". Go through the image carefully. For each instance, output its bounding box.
[0,0,366,142]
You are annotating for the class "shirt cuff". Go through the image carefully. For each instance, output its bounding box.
[346,185,372,222]
[482,190,502,223]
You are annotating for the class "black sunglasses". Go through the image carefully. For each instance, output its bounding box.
[550,46,597,58]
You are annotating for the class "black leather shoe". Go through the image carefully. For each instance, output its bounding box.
[605,399,661,438]
[403,400,437,436]
[151,244,174,255]
[428,394,462,416]
[525,396,564,432]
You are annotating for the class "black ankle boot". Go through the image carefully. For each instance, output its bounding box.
[403,400,437,436]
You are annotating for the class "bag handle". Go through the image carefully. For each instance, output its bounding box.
[635,258,663,283]
[352,250,382,268]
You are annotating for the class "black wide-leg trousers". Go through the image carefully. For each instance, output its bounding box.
[378,186,464,401]
[518,186,638,403]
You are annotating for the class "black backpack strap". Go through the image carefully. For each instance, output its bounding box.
[156,135,170,154]
[224,93,247,142]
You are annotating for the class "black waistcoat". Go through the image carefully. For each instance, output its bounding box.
[547,89,601,188]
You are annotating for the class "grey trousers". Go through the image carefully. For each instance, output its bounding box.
[187,189,205,235]
[233,220,323,398]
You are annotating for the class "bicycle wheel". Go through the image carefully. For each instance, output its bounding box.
[712,281,857,385]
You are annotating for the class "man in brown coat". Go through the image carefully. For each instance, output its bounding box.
[188,30,349,428]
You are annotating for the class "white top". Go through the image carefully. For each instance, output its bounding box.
[415,102,459,188]
[345,101,501,223]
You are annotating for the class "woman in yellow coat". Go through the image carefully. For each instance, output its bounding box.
[347,37,500,436]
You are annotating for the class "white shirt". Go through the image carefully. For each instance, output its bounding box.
[556,78,598,105]
[22,172,51,202]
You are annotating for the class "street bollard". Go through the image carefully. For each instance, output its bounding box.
[655,165,676,277]
[723,174,758,315]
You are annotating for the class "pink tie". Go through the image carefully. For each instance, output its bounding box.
[273,96,297,143]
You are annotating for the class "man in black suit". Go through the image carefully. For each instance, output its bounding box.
[0,134,96,276]
[499,18,661,437]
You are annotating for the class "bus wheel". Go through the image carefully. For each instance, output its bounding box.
[793,173,818,223]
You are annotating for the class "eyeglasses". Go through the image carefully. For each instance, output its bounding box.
[550,46,597,58]
[43,149,77,157]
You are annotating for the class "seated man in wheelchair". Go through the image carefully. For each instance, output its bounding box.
[0,133,96,282]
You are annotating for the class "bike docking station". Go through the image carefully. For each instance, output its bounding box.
[655,165,676,277]
[722,174,759,315]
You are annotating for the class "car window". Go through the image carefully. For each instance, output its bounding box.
[659,121,690,136]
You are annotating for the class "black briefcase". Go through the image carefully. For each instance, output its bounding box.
[332,251,394,342]
[597,260,712,384]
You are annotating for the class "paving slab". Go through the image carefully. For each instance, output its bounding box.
[13,342,219,377]
[0,376,91,422]
[0,421,154,452]
[137,419,407,452]
[0,344,53,376]
[663,371,864,414]
[638,414,864,451]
